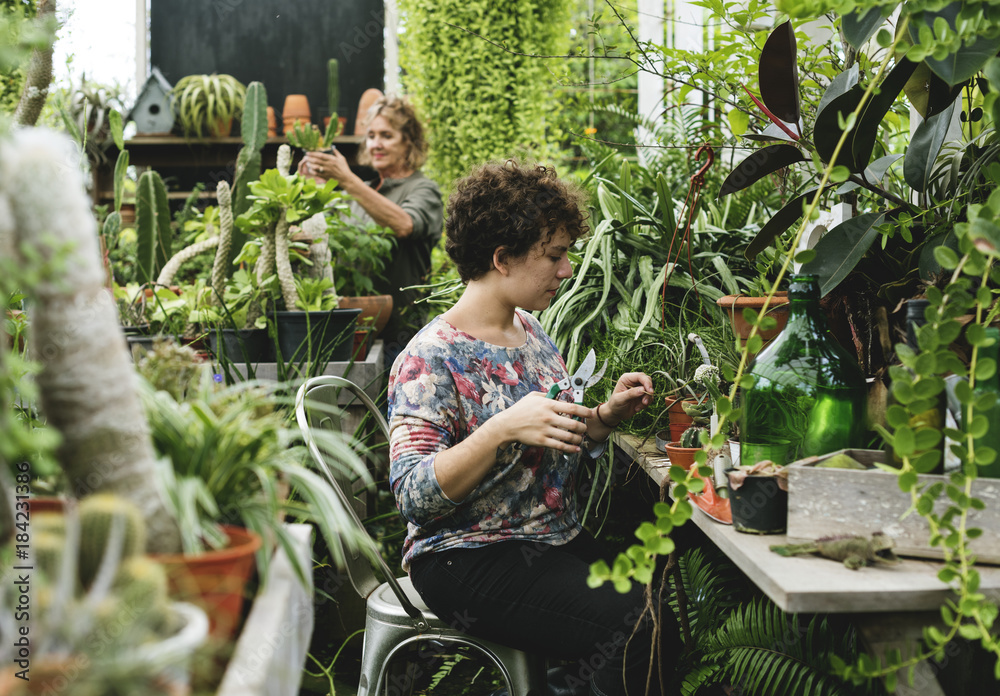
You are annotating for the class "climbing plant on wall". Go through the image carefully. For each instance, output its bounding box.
[397,0,572,191]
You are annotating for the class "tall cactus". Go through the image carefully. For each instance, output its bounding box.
[228,81,268,271]
[327,58,340,117]
[134,169,172,285]
[211,180,234,304]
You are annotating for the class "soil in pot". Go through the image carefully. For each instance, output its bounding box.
[726,469,788,534]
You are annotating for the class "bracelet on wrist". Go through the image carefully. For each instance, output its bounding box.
[595,402,615,429]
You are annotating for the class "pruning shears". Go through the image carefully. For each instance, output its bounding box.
[545,348,608,405]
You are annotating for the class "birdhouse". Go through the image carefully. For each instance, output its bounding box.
[128,67,174,135]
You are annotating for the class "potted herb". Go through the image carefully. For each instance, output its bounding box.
[170,73,246,139]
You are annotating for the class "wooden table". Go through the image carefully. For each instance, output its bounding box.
[614,433,1000,696]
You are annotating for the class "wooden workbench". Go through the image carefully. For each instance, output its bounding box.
[614,432,1000,696]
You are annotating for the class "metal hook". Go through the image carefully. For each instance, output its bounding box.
[693,145,715,180]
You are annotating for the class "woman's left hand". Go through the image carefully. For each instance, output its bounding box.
[598,372,655,428]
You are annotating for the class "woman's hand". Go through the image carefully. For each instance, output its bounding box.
[300,149,355,184]
[586,372,654,441]
[483,391,592,453]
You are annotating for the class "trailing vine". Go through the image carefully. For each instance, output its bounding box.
[397,0,572,190]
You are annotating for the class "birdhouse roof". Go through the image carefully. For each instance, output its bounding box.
[126,67,173,121]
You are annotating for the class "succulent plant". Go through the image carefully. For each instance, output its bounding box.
[680,425,707,449]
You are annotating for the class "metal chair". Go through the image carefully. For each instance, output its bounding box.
[295,376,547,696]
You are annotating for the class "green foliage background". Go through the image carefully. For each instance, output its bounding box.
[0,0,37,115]
[397,0,573,191]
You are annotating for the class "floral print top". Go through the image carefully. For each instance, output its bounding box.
[388,310,582,570]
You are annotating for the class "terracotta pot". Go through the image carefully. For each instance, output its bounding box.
[150,525,262,642]
[664,396,698,442]
[282,94,311,121]
[337,294,393,337]
[716,292,790,352]
[266,106,277,136]
[208,117,233,138]
[664,441,701,471]
[352,329,372,361]
[354,87,384,134]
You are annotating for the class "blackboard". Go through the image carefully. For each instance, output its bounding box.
[150,0,385,133]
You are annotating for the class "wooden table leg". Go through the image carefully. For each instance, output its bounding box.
[853,612,947,696]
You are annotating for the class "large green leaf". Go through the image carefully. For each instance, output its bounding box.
[903,99,958,192]
[816,65,858,119]
[719,145,806,197]
[799,211,885,296]
[842,6,886,49]
[745,186,829,260]
[905,62,964,119]
[814,59,916,174]
[910,1,1000,86]
[758,21,800,124]
[813,86,865,170]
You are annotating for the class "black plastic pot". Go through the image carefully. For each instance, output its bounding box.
[273,308,362,363]
[726,469,787,534]
[208,327,275,364]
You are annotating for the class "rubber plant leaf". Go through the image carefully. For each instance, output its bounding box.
[813,86,865,170]
[758,21,801,125]
[744,185,831,260]
[719,144,806,197]
[848,57,919,176]
[799,211,885,297]
[904,99,958,192]
[918,229,959,281]
[815,65,859,120]
[836,154,904,194]
[909,1,1000,86]
[842,6,886,50]
[904,62,964,119]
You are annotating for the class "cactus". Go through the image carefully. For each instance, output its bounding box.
[211,180,234,305]
[228,81,268,270]
[33,530,66,582]
[327,58,340,118]
[78,493,147,591]
[134,169,172,285]
[680,426,706,449]
[113,555,173,633]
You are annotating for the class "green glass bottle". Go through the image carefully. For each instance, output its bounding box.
[966,326,1000,478]
[884,299,946,473]
[740,274,868,467]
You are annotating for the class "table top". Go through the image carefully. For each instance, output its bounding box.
[614,433,1000,615]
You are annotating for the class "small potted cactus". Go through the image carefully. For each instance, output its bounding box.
[0,493,209,695]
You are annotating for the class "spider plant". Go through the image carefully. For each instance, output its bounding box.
[135,341,371,582]
[170,73,246,139]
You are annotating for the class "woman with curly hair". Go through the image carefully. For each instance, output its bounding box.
[387,160,679,695]
[298,95,442,353]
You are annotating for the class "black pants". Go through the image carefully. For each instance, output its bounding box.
[409,532,680,695]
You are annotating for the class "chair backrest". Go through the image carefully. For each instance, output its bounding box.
[295,376,424,623]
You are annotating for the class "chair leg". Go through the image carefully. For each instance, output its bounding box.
[357,621,417,696]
